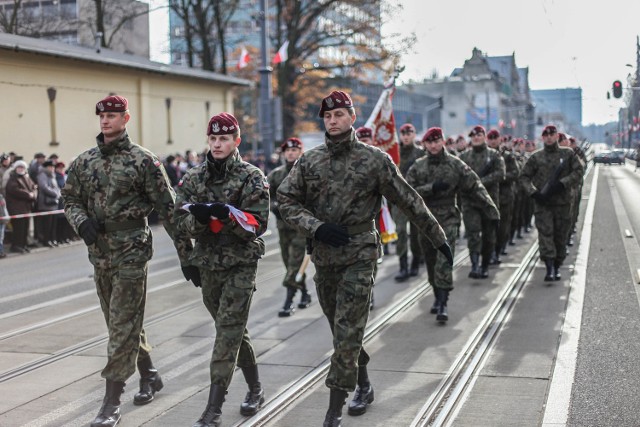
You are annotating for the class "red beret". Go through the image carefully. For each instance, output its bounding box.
[487,129,501,139]
[207,112,240,136]
[318,90,354,117]
[96,95,128,115]
[542,125,557,136]
[568,136,576,144]
[468,125,486,137]
[558,132,567,142]
[356,126,373,139]
[281,137,303,151]
[422,127,444,142]
[399,123,416,133]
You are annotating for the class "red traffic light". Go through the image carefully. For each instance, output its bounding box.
[613,80,623,98]
[614,81,621,87]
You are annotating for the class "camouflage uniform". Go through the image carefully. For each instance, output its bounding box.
[496,148,520,257]
[277,129,446,392]
[173,149,269,389]
[520,142,584,268]
[406,148,498,319]
[459,143,505,272]
[268,162,307,290]
[63,132,193,382]
[391,141,425,278]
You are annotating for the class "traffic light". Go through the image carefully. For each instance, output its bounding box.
[613,80,623,98]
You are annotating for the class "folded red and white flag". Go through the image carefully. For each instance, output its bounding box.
[182,203,259,234]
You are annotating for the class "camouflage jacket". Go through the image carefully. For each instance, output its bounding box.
[277,128,446,267]
[267,161,294,229]
[398,142,425,177]
[63,132,193,269]
[174,150,269,271]
[520,142,585,206]
[406,149,499,227]
[498,149,520,205]
[459,143,505,207]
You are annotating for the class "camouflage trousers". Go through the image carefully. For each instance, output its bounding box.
[315,259,375,391]
[534,203,572,264]
[391,204,422,259]
[462,204,496,259]
[277,221,307,289]
[497,200,514,250]
[94,262,151,382]
[421,224,459,291]
[200,264,258,389]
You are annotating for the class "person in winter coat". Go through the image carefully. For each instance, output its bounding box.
[36,160,62,247]
[5,160,37,253]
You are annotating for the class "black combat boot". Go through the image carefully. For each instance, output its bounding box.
[516,227,523,239]
[193,384,226,427]
[468,252,481,279]
[91,380,125,427]
[240,365,265,416]
[430,290,440,314]
[278,287,297,317]
[480,257,490,279]
[133,356,163,405]
[567,235,574,247]
[544,259,554,282]
[298,285,312,309]
[394,255,410,282]
[409,256,420,276]
[489,250,501,265]
[323,389,348,427]
[348,366,374,416]
[436,288,450,323]
[553,261,562,281]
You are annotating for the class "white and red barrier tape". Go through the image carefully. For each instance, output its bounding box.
[0,209,65,220]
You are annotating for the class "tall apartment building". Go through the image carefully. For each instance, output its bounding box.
[0,0,150,57]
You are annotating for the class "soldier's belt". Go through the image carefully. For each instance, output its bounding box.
[345,221,375,236]
[197,233,243,245]
[103,218,148,233]
[427,197,456,208]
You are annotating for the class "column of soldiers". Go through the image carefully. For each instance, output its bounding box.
[65,92,586,427]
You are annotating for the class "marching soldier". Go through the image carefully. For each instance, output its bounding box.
[406,127,499,322]
[277,90,451,427]
[174,112,270,427]
[459,126,505,278]
[520,125,584,281]
[455,134,468,155]
[486,129,519,263]
[268,137,312,317]
[392,122,425,281]
[62,95,195,427]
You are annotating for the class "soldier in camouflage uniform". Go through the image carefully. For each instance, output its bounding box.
[568,136,587,239]
[407,127,499,323]
[173,113,270,427]
[486,129,519,263]
[520,125,584,282]
[459,126,505,278]
[268,137,312,317]
[62,96,195,427]
[277,90,452,427]
[391,122,425,281]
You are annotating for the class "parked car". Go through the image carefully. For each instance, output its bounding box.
[593,150,625,165]
[593,150,612,164]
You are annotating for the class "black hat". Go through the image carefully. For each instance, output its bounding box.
[43,160,55,167]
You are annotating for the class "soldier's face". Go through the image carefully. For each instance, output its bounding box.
[542,132,558,145]
[99,112,129,140]
[399,128,415,145]
[323,108,356,136]
[283,147,302,163]
[424,137,445,155]
[208,133,241,160]
[487,136,500,149]
[471,133,486,146]
[456,138,467,151]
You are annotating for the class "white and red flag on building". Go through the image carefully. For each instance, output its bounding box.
[237,46,250,70]
[364,76,400,165]
[273,40,289,64]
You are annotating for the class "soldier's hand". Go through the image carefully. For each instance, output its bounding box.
[432,180,450,193]
[78,218,100,246]
[315,223,350,247]
[189,203,213,224]
[438,242,454,267]
[531,191,547,203]
[181,265,202,288]
[209,202,230,219]
[272,207,282,221]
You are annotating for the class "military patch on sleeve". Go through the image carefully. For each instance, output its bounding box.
[263,177,270,189]
[178,178,183,187]
[153,160,161,167]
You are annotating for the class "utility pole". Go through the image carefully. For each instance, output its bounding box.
[258,0,274,160]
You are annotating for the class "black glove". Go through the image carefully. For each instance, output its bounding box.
[531,191,547,203]
[78,218,100,246]
[181,265,202,288]
[438,242,454,267]
[549,181,565,195]
[209,202,230,219]
[189,203,213,224]
[272,207,282,221]
[315,223,350,247]
[432,180,450,193]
